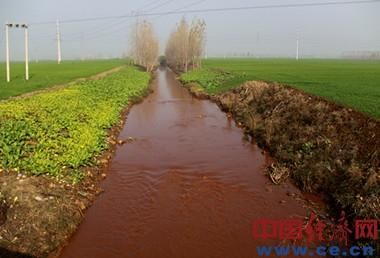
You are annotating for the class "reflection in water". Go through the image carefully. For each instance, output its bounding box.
[60,68,309,258]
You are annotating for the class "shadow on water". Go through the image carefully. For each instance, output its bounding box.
[60,68,311,258]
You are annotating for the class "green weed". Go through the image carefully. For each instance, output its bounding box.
[0,66,150,179]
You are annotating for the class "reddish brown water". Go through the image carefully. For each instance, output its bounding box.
[60,68,311,258]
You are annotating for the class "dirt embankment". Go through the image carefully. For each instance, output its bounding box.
[185,81,380,220]
[0,115,128,258]
[0,170,102,258]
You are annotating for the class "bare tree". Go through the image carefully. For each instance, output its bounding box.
[165,17,206,72]
[188,19,206,69]
[130,20,159,72]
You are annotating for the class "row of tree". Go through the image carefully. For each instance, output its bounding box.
[129,18,206,72]
[165,18,206,72]
[130,20,159,72]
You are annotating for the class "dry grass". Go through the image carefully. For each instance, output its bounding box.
[215,81,380,220]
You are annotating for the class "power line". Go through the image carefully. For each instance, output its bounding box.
[63,0,209,41]
[76,0,207,40]
[59,1,167,42]
[144,0,176,12]
[56,0,207,42]
[30,0,380,25]
[152,0,208,21]
[62,21,130,41]
[61,18,131,40]
[136,0,164,12]
[61,18,129,38]
[174,0,208,11]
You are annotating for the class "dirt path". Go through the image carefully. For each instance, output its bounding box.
[0,66,123,103]
[59,67,316,258]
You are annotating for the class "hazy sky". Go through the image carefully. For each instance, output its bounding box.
[0,0,379,60]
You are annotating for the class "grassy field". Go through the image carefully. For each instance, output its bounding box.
[0,59,127,100]
[0,66,150,182]
[181,58,380,118]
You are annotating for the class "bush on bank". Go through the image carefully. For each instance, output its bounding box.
[216,81,379,219]
[181,70,380,219]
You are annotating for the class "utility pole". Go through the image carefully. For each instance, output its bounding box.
[80,32,84,61]
[56,19,62,64]
[4,22,30,82]
[296,38,299,60]
[5,22,10,82]
[24,24,29,80]
[135,12,139,65]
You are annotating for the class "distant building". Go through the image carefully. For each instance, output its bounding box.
[342,51,380,60]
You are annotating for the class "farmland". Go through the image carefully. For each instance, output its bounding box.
[1,0,379,256]
[0,59,126,100]
[181,58,380,118]
[0,66,150,182]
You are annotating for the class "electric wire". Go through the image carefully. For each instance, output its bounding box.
[30,0,380,25]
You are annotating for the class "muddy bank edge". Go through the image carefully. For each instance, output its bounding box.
[182,80,380,220]
[0,67,153,258]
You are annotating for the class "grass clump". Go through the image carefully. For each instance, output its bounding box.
[180,68,239,94]
[216,81,380,219]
